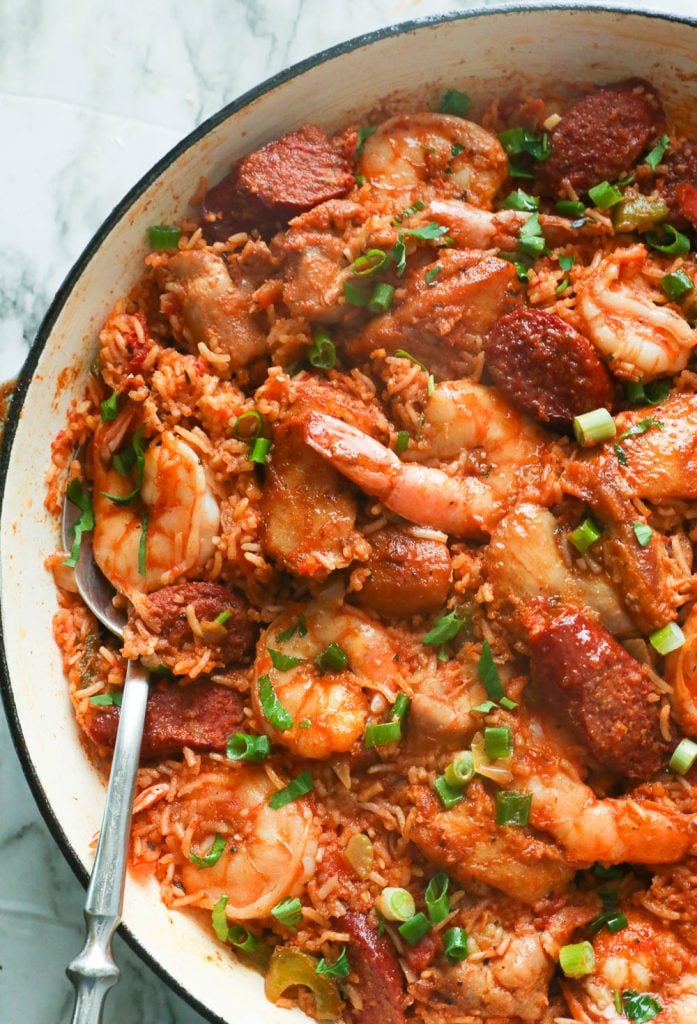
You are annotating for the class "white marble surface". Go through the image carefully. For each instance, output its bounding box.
[1,1,694,1021]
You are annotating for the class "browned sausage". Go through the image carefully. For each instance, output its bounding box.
[535,78,663,197]
[201,124,355,242]
[353,525,451,619]
[85,680,245,760]
[526,601,672,780]
[341,912,405,1024]
[484,307,615,430]
[131,582,258,669]
[658,138,697,225]
[676,182,697,231]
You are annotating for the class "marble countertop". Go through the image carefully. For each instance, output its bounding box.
[1,1,694,1021]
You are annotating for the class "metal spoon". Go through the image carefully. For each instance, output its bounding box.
[62,465,149,1023]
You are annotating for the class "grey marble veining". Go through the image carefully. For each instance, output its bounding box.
[0,1,692,1022]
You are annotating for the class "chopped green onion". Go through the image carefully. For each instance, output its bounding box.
[271,896,303,929]
[477,639,505,701]
[443,927,469,963]
[555,278,569,295]
[633,522,653,548]
[469,700,499,715]
[299,718,311,729]
[316,947,349,978]
[559,940,596,978]
[356,125,377,155]
[343,280,371,306]
[573,407,616,446]
[103,427,146,505]
[211,895,229,942]
[138,513,148,577]
[588,180,623,210]
[392,199,426,225]
[425,264,442,286]
[391,693,411,724]
[619,416,663,441]
[647,380,671,405]
[434,774,465,810]
[268,647,305,671]
[268,770,313,810]
[228,924,259,953]
[188,832,226,869]
[89,692,123,707]
[423,610,465,648]
[623,381,647,405]
[249,437,271,463]
[501,189,539,212]
[613,442,629,466]
[660,269,694,301]
[649,621,685,655]
[498,126,550,161]
[404,222,450,242]
[232,409,264,439]
[645,224,691,256]
[495,791,532,827]
[100,390,119,422]
[398,912,432,945]
[500,696,518,710]
[63,478,95,567]
[276,615,307,643]
[226,732,271,762]
[352,249,387,276]
[605,912,629,933]
[669,737,697,775]
[484,726,513,760]
[621,990,663,1023]
[396,430,410,453]
[439,89,471,116]
[390,237,408,276]
[369,282,395,314]
[590,890,628,935]
[569,516,602,554]
[215,609,232,625]
[148,224,181,250]
[308,328,336,370]
[559,254,575,272]
[645,134,670,170]
[258,673,293,731]
[556,199,586,218]
[315,642,349,672]
[355,175,366,186]
[395,347,428,373]
[376,887,415,922]
[364,721,402,748]
[518,212,548,258]
[451,143,465,157]
[507,158,535,179]
[425,872,450,924]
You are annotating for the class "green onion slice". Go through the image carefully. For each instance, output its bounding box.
[396,430,410,453]
[268,647,305,671]
[660,269,694,302]
[356,125,377,155]
[63,478,95,567]
[559,254,575,272]
[188,832,226,869]
[555,199,586,218]
[258,673,293,731]
[633,522,653,547]
[424,872,450,924]
[232,409,264,439]
[645,134,670,170]
[443,927,469,963]
[271,896,303,929]
[398,912,432,945]
[649,621,685,655]
[228,925,259,953]
[619,416,663,441]
[391,693,411,724]
[316,947,349,978]
[276,615,308,643]
[501,189,539,212]
[434,774,465,810]
[138,513,148,577]
[148,224,181,250]
[484,726,513,760]
[103,427,146,505]
[588,180,623,210]
[267,770,313,810]
[369,282,395,314]
[498,126,550,161]
[315,642,349,672]
[211,895,229,942]
[100,390,119,422]
[308,328,337,370]
[439,89,471,116]
[425,264,442,285]
[226,732,271,762]
[477,639,505,701]
[376,887,415,922]
[392,199,426,225]
[559,940,596,978]
[669,737,697,775]
[423,610,465,648]
[89,692,123,707]
[645,224,691,256]
[249,437,271,463]
[395,347,429,373]
[621,991,663,1024]
[215,609,232,626]
[495,791,532,826]
[569,516,602,554]
[352,249,387,276]
[343,279,371,306]
[573,407,616,446]
[364,721,402,748]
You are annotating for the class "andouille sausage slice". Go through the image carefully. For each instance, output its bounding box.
[526,601,672,780]
[658,139,697,226]
[201,124,355,242]
[85,680,246,761]
[341,912,405,1024]
[353,525,452,619]
[535,78,663,197]
[484,308,615,431]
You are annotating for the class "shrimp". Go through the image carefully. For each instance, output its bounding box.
[302,380,547,538]
[92,426,219,597]
[358,113,507,207]
[252,599,404,759]
[576,245,697,381]
[486,503,637,637]
[513,712,696,866]
[162,760,318,920]
[665,603,697,737]
[564,909,697,1024]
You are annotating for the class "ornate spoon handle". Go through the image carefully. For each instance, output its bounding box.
[67,659,149,1023]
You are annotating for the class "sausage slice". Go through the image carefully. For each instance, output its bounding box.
[485,307,615,430]
[526,601,672,780]
[341,912,405,1024]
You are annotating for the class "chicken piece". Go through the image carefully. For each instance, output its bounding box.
[344,248,523,380]
[352,525,452,619]
[613,391,697,501]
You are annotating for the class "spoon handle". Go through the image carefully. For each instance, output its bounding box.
[67,659,149,1023]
